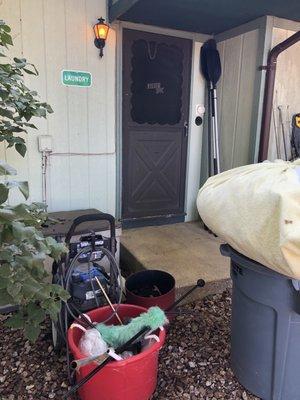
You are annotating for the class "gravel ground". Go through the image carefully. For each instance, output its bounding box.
[0,290,260,400]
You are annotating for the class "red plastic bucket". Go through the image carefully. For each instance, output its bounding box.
[125,270,175,310]
[68,304,166,400]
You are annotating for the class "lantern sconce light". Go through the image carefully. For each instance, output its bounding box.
[93,17,110,58]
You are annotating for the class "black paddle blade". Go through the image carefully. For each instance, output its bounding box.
[200,39,222,87]
[292,113,300,158]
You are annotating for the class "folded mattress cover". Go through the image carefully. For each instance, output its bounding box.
[197,159,300,279]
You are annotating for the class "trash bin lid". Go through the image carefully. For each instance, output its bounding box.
[220,244,294,281]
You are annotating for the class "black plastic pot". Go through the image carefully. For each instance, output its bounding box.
[125,270,175,311]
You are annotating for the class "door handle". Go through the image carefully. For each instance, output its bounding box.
[184,121,189,137]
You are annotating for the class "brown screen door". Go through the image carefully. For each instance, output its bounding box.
[122,29,192,226]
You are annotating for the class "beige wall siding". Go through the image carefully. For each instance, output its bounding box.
[217,29,260,171]
[185,41,206,221]
[1,0,207,221]
[1,0,117,215]
[268,27,300,160]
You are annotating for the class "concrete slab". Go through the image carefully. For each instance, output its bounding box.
[121,221,231,301]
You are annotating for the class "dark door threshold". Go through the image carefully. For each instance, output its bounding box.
[122,213,185,229]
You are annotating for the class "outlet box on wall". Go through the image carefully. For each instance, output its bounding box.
[38,135,53,152]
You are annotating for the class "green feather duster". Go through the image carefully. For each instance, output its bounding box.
[96,306,168,348]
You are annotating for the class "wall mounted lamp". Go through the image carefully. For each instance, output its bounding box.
[93,17,109,58]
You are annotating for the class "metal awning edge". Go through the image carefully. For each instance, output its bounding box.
[108,0,141,23]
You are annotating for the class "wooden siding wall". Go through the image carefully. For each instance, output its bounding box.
[216,29,260,171]
[0,0,116,215]
[268,27,300,160]
[185,41,206,221]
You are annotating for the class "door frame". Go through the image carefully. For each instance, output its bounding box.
[113,20,211,221]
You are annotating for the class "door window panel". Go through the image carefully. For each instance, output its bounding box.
[130,39,183,125]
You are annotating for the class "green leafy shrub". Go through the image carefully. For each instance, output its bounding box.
[0,21,69,342]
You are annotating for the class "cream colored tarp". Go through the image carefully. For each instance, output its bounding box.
[197,160,300,279]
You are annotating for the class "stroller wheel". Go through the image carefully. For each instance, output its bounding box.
[52,320,65,352]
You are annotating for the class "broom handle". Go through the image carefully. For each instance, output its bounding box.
[166,279,205,312]
[94,276,123,325]
[65,279,206,398]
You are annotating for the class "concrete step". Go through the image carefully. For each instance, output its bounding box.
[121,221,231,303]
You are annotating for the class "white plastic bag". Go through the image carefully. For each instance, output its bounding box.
[197,159,300,278]
[79,328,108,357]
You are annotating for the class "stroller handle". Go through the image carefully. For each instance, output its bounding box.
[64,213,116,254]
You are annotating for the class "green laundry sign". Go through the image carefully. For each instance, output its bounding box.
[61,70,92,87]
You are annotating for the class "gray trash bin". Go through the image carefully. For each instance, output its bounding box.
[221,244,300,400]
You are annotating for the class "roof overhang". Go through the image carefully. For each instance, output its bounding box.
[109,0,300,35]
